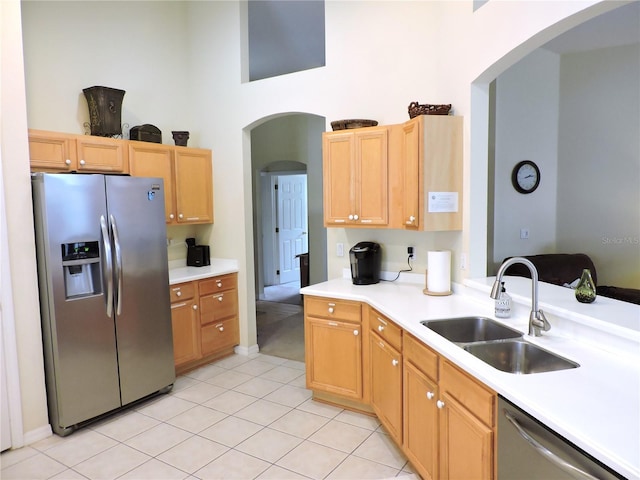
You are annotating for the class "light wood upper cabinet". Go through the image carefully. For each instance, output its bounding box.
[323,127,388,227]
[174,147,213,224]
[28,129,128,173]
[76,135,128,173]
[28,130,77,172]
[401,115,463,231]
[128,141,175,223]
[129,141,213,225]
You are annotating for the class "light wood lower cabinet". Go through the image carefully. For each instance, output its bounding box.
[369,307,403,444]
[304,299,496,480]
[170,273,239,374]
[304,296,367,404]
[404,333,496,480]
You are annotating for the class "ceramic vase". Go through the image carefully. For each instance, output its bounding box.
[575,268,597,303]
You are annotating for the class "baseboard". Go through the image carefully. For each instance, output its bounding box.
[234,343,259,356]
[23,424,52,447]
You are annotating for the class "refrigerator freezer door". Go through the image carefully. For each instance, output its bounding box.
[32,174,121,432]
[105,176,175,405]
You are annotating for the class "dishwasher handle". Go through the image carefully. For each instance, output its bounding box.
[503,409,599,480]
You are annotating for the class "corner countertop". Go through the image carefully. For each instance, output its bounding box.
[301,271,640,479]
[168,258,239,285]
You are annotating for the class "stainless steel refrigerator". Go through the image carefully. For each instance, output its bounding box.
[32,173,175,436]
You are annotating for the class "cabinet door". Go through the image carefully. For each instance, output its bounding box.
[129,142,176,223]
[171,300,200,366]
[439,393,494,480]
[76,135,128,173]
[305,317,362,399]
[402,118,421,229]
[356,128,388,226]
[28,131,77,172]
[323,132,355,225]
[404,361,439,480]
[369,331,402,443]
[174,148,213,224]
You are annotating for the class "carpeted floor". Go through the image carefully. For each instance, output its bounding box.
[261,281,303,306]
[256,299,305,362]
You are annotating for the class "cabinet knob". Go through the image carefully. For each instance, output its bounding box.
[218,296,223,302]
[409,215,416,223]
[348,214,354,220]
[392,359,399,367]
[79,159,86,166]
[218,326,224,332]
[353,329,359,336]
[176,291,182,297]
[427,391,435,400]
[217,282,222,288]
[377,325,384,332]
[328,307,334,314]
[65,159,71,165]
[437,400,445,409]
[192,304,198,310]
[178,214,184,219]
[353,214,359,220]
[169,213,175,219]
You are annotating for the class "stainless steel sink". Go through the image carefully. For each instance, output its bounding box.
[421,316,522,345]
[463,339,579,374]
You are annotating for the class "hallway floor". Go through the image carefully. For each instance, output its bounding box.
[1,353,417,480]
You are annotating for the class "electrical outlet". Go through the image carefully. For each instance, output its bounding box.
[336,243,344,257]
[520,228,530,240]
[460,253,467,270]
[407,246,414,258]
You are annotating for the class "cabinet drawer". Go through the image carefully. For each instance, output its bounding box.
[199,273,237,295]
[170,282,195,303]
[305,296,361,323]
[404,334,438,382]
[201,316,239,355]
[441,360,495,426]
[369,308,402,351]
[200,290,238,325]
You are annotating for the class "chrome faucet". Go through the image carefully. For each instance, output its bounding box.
[490,257,551,337]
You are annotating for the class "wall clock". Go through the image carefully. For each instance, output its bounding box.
[511,160,540,194]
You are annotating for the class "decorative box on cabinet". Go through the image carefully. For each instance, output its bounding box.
[322,127,389,227]
[304,296,371,410]
[129,141,213,225]
[28,129,128,173]
[401,115,463,231]
[403,333,496,480]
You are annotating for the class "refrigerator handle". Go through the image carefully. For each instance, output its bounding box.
[99,215,114,318]
[109,214,124,316]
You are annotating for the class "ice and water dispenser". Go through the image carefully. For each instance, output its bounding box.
[62,241,102,299]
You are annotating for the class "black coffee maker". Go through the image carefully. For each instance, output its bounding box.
[349,242,382,285]
[186,237,211,267]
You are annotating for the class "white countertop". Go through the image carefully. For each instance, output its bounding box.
[301,271,640,479]
[168,258,239,284]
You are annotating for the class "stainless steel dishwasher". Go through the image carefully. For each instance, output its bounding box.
[498,397,624,479]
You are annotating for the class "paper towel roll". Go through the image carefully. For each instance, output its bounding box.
[426,250,451,294]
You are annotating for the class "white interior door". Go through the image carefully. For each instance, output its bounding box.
[277,174,308,284]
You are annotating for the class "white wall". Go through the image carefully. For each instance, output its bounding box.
[13,0,611,442]
[557,44,640,287]
[493,49,560,270]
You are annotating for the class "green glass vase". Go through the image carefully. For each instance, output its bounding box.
[575,268,597,303]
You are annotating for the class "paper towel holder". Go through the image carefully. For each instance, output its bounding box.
[423,270,452,296]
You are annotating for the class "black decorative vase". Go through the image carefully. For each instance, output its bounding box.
[575,268,597,303]
[172,131,189,147]
[83,86,126,137]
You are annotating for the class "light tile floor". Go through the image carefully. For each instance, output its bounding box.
[1,353,418,480]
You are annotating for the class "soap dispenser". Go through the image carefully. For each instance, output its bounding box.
[495,282,512,318]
